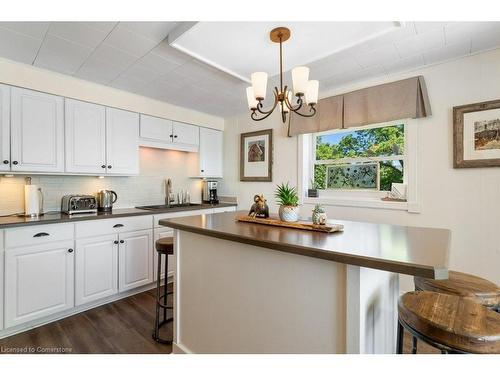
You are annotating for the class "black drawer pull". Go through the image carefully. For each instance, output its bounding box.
[113,224,124,228]
[2,160,8,164]
[114,240,119,245]
[119,240,125,244]
[68,249,74,253]
[33,232,50,237]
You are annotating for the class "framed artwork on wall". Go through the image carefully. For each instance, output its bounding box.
[240,129,273,181]
[453,99,500,168]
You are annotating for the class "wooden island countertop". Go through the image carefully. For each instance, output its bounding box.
[160,211,450,279]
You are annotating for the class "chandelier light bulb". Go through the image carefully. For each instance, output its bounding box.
[291,66,310,96]
[305,80,319,105]
[251,72,268,100]
[246,87,258,110]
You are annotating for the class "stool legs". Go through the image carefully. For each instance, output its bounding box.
[152,251,173,344]
[396,320,404,354]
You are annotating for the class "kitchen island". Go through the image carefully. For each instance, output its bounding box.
[160,211,451,354]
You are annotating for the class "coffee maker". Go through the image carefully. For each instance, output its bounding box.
[202,180,219,204]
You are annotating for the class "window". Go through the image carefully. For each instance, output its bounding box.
[313,122,405,192]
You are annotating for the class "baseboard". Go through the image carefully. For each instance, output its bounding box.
[0,277,173,340]
[172,342,193,354]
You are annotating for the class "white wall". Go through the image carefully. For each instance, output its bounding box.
[221,48,500,287]
[0,147,203,215]
[0,58,224,130]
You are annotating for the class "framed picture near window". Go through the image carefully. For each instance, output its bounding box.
[240,129,273,181]
[454,99,500,168]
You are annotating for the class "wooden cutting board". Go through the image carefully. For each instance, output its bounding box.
[236,215,344,233]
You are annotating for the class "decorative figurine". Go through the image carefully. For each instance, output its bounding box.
[248,194,270,218]
[312,204,327,225]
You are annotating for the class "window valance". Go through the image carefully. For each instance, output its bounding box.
[288,76,431,136]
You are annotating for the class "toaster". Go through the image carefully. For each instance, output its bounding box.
[61,195,98,215]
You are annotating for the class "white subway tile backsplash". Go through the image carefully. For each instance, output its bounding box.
[0,148,204,215]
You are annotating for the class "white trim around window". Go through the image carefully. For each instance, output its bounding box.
[297,119,420,213]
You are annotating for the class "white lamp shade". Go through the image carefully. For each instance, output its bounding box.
[246,87,258,109]
[251,72,268,100]
[305,80,319,105]
[291,66,309,95]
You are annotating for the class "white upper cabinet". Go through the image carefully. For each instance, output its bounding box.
[172,121,199,147]
[199,127,223,178]
[139,115,199,152]
[65,99,106,174]
[10,87,64,173]
[0,85,10,172]
[140,114,173,142]
[106,108,139,175]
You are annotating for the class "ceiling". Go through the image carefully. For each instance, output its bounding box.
[169,22,400,82]
[0,21,500,118]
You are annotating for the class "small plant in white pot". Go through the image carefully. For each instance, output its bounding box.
[275,182,299,222]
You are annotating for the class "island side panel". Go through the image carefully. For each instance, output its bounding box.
[174,230,347,354]
[346,265,399,354]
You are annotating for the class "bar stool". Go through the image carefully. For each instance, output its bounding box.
[411,271,500,353]
[397,291,500,354]
[152,237,174,344]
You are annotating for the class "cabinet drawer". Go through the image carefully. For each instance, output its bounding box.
[5,224,74,249]
[154,208,213,227]
[76,215,153,238]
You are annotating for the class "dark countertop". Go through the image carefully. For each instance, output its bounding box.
[0,203,237,229]
[160,211,451,279]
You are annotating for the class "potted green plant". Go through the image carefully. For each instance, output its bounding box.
[312,204,327,225]
[275,182,299,222]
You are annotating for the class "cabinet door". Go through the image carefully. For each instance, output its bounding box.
[172,121,199,147]
[75,234,118,306]
[199,127,223,177]
[153,227,174,282]
[140,114,173,142]
[0,231,4,331]
[106,108,139,175]
[65,99,106,174]
[10,87,64,173]
[4,240,74,328]
[118,229,153,292]
[0,84,10,172]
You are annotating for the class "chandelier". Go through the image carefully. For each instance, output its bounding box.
[246,27,319,123]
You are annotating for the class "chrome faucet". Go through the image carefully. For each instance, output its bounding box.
[165,178,174,207]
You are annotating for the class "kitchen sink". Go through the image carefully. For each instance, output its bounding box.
[135,203,202,211]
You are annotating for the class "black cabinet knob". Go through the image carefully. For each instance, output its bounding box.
[119,240,124,244]
[174,135,178,138]
[68,249,74,253]
[114,240,119,245]
[201,169,204,172]
[2,160,8,164]
[101,165,106,168]
[169,134,173,138]
[12,161,18,165]
[107,165,112,169]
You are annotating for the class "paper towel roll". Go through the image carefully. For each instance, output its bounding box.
[24,185,41,216]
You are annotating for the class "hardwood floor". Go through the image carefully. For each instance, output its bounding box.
[0,287,173,354]
[0,283,437,354]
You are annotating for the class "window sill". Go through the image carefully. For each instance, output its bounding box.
[302,196,420,213]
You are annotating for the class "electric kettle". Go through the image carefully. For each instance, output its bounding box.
[96,190,117,212]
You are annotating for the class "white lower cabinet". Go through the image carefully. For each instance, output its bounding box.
[118,229,153,292]
[75,234,118,306]
[153,227,174,281]
[0,230,4,331]
[4,240,75,328]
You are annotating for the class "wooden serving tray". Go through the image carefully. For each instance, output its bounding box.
[236,215,344,233]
